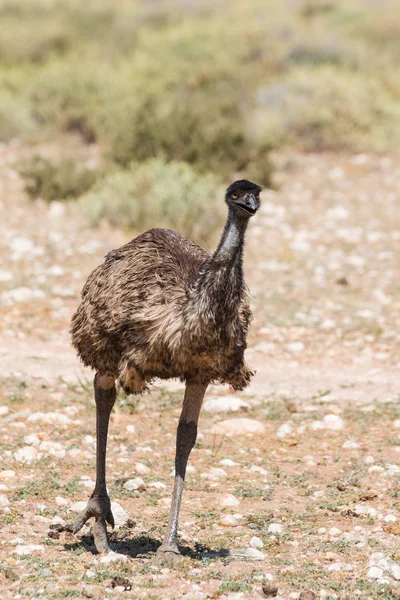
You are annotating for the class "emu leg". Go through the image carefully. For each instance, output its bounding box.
[156,383,207,565]
[73,373,116,553]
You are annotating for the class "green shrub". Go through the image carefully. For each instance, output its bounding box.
[21,155,98,202]
[0,91,35,141]
[79,157,225,246]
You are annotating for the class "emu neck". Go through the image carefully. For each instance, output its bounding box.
[213,208,248,266]
[191,209,248,319]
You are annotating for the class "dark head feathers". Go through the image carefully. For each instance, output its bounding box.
[226,179,262,194]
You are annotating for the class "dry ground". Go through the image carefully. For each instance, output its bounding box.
[0,139,400,599]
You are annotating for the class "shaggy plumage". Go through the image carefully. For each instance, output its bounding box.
[71,213,256,393]
[69,179,261,560]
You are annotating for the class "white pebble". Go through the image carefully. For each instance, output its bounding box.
[0,493,9,506]
[210,418,265,436]
[249,536,264,549]
[241,547,265,560]
[0,470,15,479]
[110,502,130,527]
[126,424,135,433]
[0,406,9,416]
[268,523,283,534]
[27,412,72,425]
[203,396,250,413]
[287,342,304,353]
[220,493,240,507]
[219,458,237,467]
[276,422,293,438]
[391,563,400,580]
[23,433,41,446]
[384,514,397,523]
[329,527,342,537]
[14,544,44,556]
[364,456,375,464]
[123,478,146,492]
[149,482,166,489]
[99,551,128,564]
[220,515,239,527]
[367,566,383,579]
[14,446,39,463]
[55,496,69,507]
[250,465,268,475]
[342,440,360,449]
[135,462,150,475]
[323,414,344,431]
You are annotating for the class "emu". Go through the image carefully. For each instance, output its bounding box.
[70,179,261,562]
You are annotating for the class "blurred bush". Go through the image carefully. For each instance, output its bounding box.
[1,0,400,233]
[21,155,98,201]
[79,157,224,246]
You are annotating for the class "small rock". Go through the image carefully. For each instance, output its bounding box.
[2,287,44,303]
[126,424,135,434]
[55,496,69,507]
[241,547,265,560]
[0,493,9,506]
[329,528,342,537]
[39,440,66,458]
[24,433,41,446]
[203,396,250,413]
[262,583,278,597]
[0,470,15,479]
[220,515,239,527]
[134,462,150,475]
[210,418,265,436]
[251,465,268,475]
[384,514,397,523]
[110,502,130,528]
[323,414,344,431]
[14,544,45,556]
[342,440,360,449]
[221,493,240,507]
[367,566,383,579]
[276,423,293,438]
[0,406,9,416]
[250,536,264,549]
[219,458,238,467]
[149,482,166,489]
[99,551,128,564]
[391,562,400,580]
[10,237,34,254]
[209,467,227,478]
[123,478,146,492]
[268,523,283,534]
[27,412,72,425]
[14,446,39,463]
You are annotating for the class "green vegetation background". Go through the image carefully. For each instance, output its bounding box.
[2,0,399,240]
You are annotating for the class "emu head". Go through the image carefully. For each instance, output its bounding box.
[225,179,262,218]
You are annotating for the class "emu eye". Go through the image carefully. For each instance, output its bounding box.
[231,193,238,199]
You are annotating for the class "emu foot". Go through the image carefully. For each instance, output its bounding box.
[154,542,182,566]
[72,496,114,554]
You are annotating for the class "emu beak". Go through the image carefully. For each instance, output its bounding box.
[240,193,258,215]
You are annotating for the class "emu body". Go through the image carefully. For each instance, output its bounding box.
[70,179,261,561]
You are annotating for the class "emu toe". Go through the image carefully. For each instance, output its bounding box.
[72,496,115,554]
[154,543,182,566]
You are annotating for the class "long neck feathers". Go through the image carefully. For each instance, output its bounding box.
[189,208,249,325]
[213,208,248,267]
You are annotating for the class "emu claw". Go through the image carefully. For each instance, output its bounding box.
[72,496,114,554]
[154,543,182,566]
